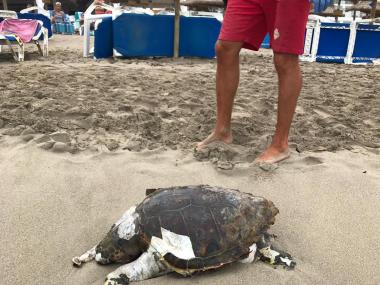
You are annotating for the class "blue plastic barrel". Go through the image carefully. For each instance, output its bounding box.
[56,23,64,33]
[64,23,75,34]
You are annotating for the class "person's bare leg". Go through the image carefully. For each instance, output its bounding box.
[196,40,243,149]
[256,52,302,163]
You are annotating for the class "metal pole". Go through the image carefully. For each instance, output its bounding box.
[352,0,357,20]
[337,0,342,10]
[2,0,8,10]
[370,0,377,21]
[173,0,180,58]
[335,0,342,22]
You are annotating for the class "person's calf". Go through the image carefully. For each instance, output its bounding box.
[256,53,302,164]
[273,53,300,76]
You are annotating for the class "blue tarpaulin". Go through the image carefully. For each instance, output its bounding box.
[111,13,221,58]
[179,16,221,58]
[316,23,350,63]
[94,16,113,59]
[94,12,380,64]
[113,13,175,57]
[352,24,380,63]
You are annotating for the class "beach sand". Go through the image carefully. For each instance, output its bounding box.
[0,35,379,285]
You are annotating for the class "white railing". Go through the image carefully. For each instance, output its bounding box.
[301,14,380,64]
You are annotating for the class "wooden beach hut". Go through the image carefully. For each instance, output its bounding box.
[0,1,89,14]
[1,0,30,11]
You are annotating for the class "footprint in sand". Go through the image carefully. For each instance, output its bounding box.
[193,141,242,164]
[312,107,331,120]
[301,156,324,166]
[34,131,73,153]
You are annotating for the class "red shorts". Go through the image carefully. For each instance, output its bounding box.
[219,0,310,55]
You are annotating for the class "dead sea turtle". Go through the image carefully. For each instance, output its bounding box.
[73,185,295,285]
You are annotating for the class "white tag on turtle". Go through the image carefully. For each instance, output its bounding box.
[151,227,196,260]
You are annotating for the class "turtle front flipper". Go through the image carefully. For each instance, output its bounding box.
[72,245,97,267]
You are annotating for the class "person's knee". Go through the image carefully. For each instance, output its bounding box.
[273,53,299,74]
[215,41,241,60]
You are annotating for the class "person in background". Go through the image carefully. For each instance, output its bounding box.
[51,2,66,23]
[93,0,113,15]
[79,0,112,32]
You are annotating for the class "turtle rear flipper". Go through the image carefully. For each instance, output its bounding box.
[257,234,296,269]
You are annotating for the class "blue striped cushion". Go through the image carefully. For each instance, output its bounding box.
[0,33,22,44]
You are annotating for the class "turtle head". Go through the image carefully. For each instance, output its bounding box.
[95,231,143,264]
[95,206,144,264]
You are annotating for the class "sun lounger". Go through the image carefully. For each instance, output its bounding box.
[0,18,48,62]
[17,12,53,38]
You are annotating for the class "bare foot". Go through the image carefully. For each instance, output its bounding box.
[196,130,233,150]
[255,146,290,164]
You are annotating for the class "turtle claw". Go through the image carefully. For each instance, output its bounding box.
[277,254,296,270]
[104,274,130,285]
[286,260,296,270]
[72,257,82,267]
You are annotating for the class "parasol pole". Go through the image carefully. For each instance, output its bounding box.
[2,0,8,10]
[370,0,377,21]
[173,0,180,58]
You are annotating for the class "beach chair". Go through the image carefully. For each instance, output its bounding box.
[18,11,53,38]
[0,17,48,62]
[19,0,50,18]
